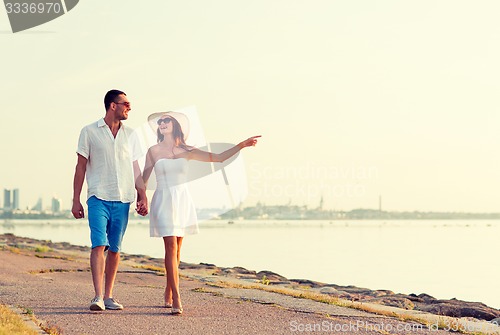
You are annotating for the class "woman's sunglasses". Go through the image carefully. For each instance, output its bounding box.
[157,118,173,125]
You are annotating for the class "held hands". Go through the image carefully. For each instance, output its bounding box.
[136,192,149,216]
[239,135,261,149]
[136,200,148,216]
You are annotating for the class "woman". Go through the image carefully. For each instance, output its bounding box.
[142,111,260,314]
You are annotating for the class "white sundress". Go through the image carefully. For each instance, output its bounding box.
[149,158,199,237]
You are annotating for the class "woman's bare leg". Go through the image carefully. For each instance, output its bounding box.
[163,236,182,309]
[176,237,183,266]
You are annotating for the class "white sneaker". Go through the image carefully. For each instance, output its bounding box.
[104,297,124,310]
[90,297,105,311]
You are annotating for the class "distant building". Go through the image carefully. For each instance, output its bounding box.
[12,189,19,210]
[31,197,43,212]
[3,189,11,209]
[3,188,19,210]
[51,197,62,213]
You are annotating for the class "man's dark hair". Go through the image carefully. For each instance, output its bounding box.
[104,89,126,110]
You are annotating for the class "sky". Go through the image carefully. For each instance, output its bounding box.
[1,0,500,213]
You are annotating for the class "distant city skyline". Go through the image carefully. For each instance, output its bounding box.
[1,188,63,213]
[0,186,410,213]
[2,199,500,221]
[2,185,500,216]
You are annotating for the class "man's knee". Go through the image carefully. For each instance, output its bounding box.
[91,246,106,254]
[107,250,120,257]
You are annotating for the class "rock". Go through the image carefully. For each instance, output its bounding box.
[367,296,415,310]
[290,279,326,288]
[220,268,237,274]
[236,275,259,280]
[417,293,436,301]
[371,290,394,297]
[378,297,415,310]
[221,267,257,278]
[199,262,217,268]
[407,294,424,302]
[231,266,257,275]
[416,300,500,321]
[256,271,288,282]
[319,287,352,299]
[181,262,217,270]
[320,287,338,295]
[338,287,376,296]
[268,281,292,285]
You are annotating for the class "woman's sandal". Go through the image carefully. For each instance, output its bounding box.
[164,291,173,308]
[172,307,183,315]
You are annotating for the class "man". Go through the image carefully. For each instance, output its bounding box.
[72,89,148,311]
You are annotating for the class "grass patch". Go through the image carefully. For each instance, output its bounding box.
[0,304,39,335]
[23,308,33,316]
[259,275,270,285]
[28,268,74,274]
[205,281,343,305]
[5,246,22,254]
[34,245,51,253]
[34,254,72,261]
[39,321,62,335]
[191,287,223,297]
[137,284,162,289]
[132,264,165,274]
[192,287,217,293]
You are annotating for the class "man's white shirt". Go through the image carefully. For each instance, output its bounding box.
[77,118,143,203]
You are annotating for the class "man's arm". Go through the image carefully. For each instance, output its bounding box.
[72,154,87,219]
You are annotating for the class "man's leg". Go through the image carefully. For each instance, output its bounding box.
[102,201,130,310]
[90,246,106,298]
[104,250,120,299]
[87,196,111,310]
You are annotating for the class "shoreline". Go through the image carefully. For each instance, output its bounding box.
[4,220,500,319]
[0,234,500,335]
[0,234,500,321]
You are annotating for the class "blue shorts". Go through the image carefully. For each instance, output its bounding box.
[87,196,131,252]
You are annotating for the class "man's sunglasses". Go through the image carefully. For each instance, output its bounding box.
[114,101,131,108]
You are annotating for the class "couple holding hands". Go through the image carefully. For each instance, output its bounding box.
[72,89,259,314]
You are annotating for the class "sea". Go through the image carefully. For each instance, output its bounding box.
[1,219,499,309]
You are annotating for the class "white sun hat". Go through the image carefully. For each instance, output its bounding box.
[147,111,190,141]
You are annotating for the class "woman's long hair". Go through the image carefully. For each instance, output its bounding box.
[157,117,191,151]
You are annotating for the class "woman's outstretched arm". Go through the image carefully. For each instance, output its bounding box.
[188,135,261,162]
